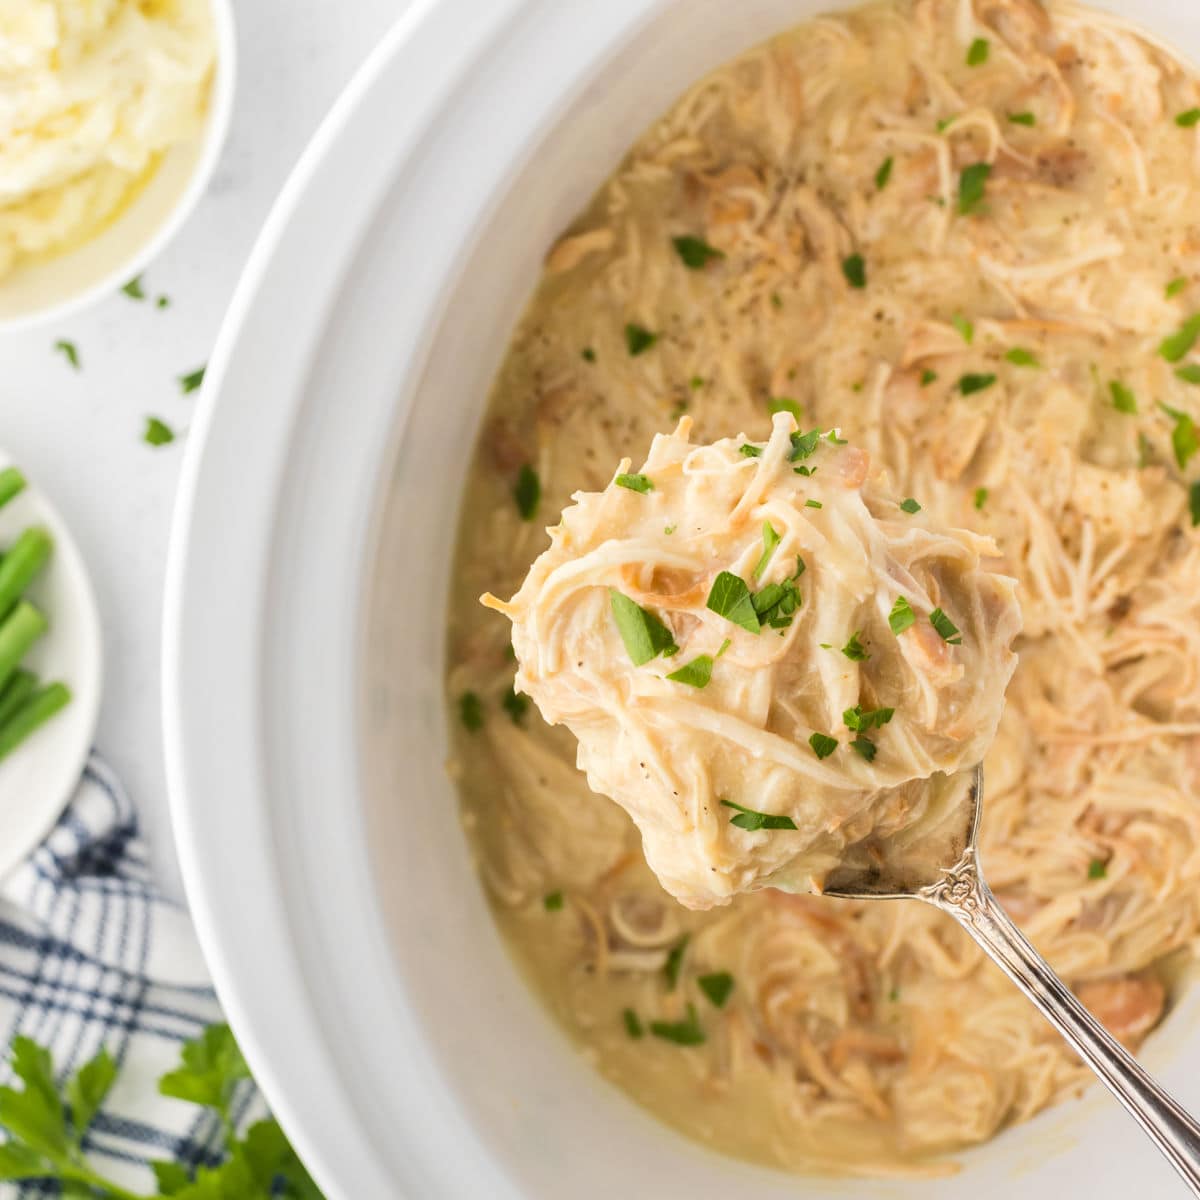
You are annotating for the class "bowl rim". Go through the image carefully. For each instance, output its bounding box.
[0,0,238,334]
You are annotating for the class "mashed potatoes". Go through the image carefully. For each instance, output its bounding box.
[0,0,215,277]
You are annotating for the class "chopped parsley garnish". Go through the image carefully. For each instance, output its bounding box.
[543,891,564,911]
[1161,404,1199,469]
[794,465,816,477]
[1159,314,1200,362]
[1191,481,1200,527]
[156,295,170,309]
[789,429,821,461]
[582,346,597,362]
[649,1004,705,1046]
[850,736,877,762]
[875,156,894,191]
[899,497,922,513]
[625,323,658,356]
[768,396,803,420]
[889,596,916,635]
[826,430,848,445]
[459,691,483,731]
[697,972,735,1008]
[664,524,677,535]
[740,444,762,457]
[754,521,781,580]
[966,37,989,66]
[929,607,963,644]
[974,486,989,510]
[1177,108,1200,128]
[751,573,802,629]
[610,590,679,664]
[121,276,146,300]
[936,115,958,133]
[844,704,895,732]
[672,235,724,269]
[959,372,996,395]
[623,1009,644,1038]
[717,638,731,657]
[842,253,867,289]
[1167,277,1189,298]
[616,472,654,493]
[809,732,838,759]
[690,375,705,389]
[1087,859,1108,880]
[770,292,784,309]
[664,935,689,988]
[952,313,974,344]
[179,365,206,394]
[144,416,175,447]
[666,654,715,689]
[841,631,869,661]
[1176,365,1200,385]
[957,162,991,215]
[1110,380,1138,414]
[513,463,540,520]
[720,799,798,831]
[502,687,529,725]
[920,368,938,386]
[1007,111,1036,126]
[1004,347,1039,367]
[706,571,762,634]
[804,499,823,509]
[54,340,80,369]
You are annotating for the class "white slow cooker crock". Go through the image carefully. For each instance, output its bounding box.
[163,1,1200,1196]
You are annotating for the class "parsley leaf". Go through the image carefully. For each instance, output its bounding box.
[899,497,921,513]
[1176,365,1200,385]
[1167,276,1189,298]
[697,972,735,1008]
[1191,481,1200,527]
[158,1024,250,1123]
[842,253,867,288]
[929,607,963,644]
[581,346,597,362]
[543,891,564,911]
[875,156,894,190]
[844,704,895,732]
[121,276,146,300]
[706,572,761,634]
[53,340,79,369]
[1161,403,1200,469]
[805,499,823,509]
[720,798,797,831]
[920,368,938,386]
[1110,381,1138,414]
[179,366,206,394]
[615,473,654,493]
[623,1009,644,1039]
[667,655,714,688]
[610,590,679,664]
[513,463,540,520]
[502,687,528,725]
[889,596,916,635]
[753,521,781,580]
[1088,858,1108,879]
[1177,108,1200,128]
[974,487,989,510]
[625,323,658,356]
[144,416,176,446]
[1160,315,1200,362]
[1007,111,1036,126]
[966,37,989,66]
[664,935,689,989]
[789,429,821,461]
[739,444,762,458]
[768,396,803,420]
[952,313,974,344]
[850,735,877,762]
[650,1004,706,1046]
[672,235,724,269]
[841,631,869,661]
[959,372,996,395]
[809,732,838,759]
[1004,347,1039,367]
[957,162,991,215]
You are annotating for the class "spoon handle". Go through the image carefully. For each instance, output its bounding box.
[923,849,1200,1196]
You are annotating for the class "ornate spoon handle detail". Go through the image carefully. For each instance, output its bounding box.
[922,849,1200,1196]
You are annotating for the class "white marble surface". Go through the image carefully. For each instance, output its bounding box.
[1,0,405,899]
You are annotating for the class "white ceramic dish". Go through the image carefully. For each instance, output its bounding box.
[163,1,1200,1197]
[0,0,237,333]
[0,453,102,883]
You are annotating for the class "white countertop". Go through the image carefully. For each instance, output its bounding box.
[2,0,403,899]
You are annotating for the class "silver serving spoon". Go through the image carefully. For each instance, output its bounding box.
[821,765,1200,1195]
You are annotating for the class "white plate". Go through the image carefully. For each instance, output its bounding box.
[0,453,103,881]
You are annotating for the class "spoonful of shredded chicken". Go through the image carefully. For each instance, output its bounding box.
[482,413,1200,1193]
[483,412,1020,909]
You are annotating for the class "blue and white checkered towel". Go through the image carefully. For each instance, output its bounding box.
[0,754,260,1197]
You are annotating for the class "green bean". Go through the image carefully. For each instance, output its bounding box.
[0,683,71,761]
[0,468,25,510]
[0,603,47,692]
[0,669,37,729]
[0,527,51,622]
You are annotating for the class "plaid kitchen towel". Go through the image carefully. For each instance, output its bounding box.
[0,753,261,1196]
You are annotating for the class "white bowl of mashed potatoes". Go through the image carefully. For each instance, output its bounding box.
[0,0,235,331]
[164,0,1200,1197]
